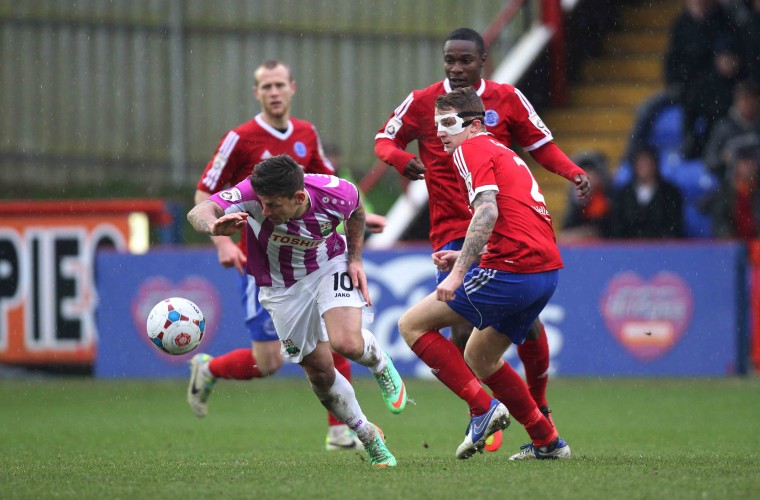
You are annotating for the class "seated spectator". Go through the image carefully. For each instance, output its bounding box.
[709,137,760,238]
[682,34,746,157]
[610,145,685,239]
[560,150,613,240]
[703,80,760,178]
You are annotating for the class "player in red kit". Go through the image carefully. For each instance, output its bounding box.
[188,60,384,451]
[398,86,571,460]
[375,27,589,452]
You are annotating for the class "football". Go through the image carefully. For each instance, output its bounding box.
[146,297,205,355]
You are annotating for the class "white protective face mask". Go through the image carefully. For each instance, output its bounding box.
[435,112,468,135]
[434,112,483,135]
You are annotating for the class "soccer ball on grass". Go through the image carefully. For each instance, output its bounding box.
[146,297,205,355]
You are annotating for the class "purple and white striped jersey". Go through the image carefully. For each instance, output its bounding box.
[210,174,360,288]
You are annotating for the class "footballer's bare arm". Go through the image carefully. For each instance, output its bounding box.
[345,200,367,263]
[455,190,498,272]
[187,200,245,236]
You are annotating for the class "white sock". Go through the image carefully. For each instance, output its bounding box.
[355,328,387,375]
[327,424,348,439]
[200,360,214,379]
[313,369,375,444]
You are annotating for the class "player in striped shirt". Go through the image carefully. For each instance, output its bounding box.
[188,60,383,451]
[188,154,406,467]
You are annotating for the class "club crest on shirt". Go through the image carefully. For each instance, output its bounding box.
[484,110,499,127]
[320,221,332,236]
[293,141,307,157]
[219,187,242,201]
[281,339,301,356]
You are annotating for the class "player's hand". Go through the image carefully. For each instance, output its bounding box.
[211,212,248,236]
[365,213,386,233]
[215,237,247,275]
[573,173,591,200]
[347,261,372,306]
[403,158,427,180]
[432,250,460,272]
[436,269,464,302]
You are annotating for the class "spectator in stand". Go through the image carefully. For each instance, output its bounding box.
[684,34,746,151]
[610,144,685,239]
[670,0,737,157]
[560,150,613,240]
[719,0,760,82]
[625,0,736,161]
[743,0,760,84]
[709,137,760,239]
[703,80,760,179]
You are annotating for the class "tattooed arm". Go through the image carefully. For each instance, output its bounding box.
[345,199,372,305]
[187,200,248,237]
[345,199,367,264]
[436,190,498,302]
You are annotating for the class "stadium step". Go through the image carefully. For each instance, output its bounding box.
[553,134,629,166]
[581,56,663,84]
[543,107,635,135]
[569,82,661,107]
[605,32,668,56]
[620,1,681,30]
[537,0,682,229]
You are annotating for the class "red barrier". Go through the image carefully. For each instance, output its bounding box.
[748,241,760,371]
[0,199,174,226]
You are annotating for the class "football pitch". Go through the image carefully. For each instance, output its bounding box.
[2,376,759,499]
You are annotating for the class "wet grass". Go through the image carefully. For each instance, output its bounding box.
[1,377,759,499]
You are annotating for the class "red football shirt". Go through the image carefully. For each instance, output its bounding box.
[196,113,334,252]
[452,133,563,274]
[375,78,579,251]
[197,113,334,193]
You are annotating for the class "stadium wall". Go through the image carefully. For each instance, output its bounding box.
[0,0,519,192]
[92,243,748,378]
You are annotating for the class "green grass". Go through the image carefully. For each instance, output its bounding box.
[1,377,759,499]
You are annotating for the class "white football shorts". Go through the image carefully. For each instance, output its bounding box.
[257,254,366,363]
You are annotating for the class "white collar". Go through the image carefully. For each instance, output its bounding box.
[443,78,486,96]
[254,113,293,140]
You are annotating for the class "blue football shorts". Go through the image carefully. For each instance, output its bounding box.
[446,265,558,345]
[240,273,278,342]
[435,238,469,284]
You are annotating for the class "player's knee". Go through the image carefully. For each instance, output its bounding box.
[330,333,363,360]
[306,365,336,392]
[463,348,493,379]
[397,312,422,346]
[449,325,471,351]
[526,319,542,341]
[256,352,284,376]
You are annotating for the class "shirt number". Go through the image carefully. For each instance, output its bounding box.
[513,156,546,204]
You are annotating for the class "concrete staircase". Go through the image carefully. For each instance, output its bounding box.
[535,0,683,228]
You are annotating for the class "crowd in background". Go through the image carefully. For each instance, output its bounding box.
[560,0,760,242]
